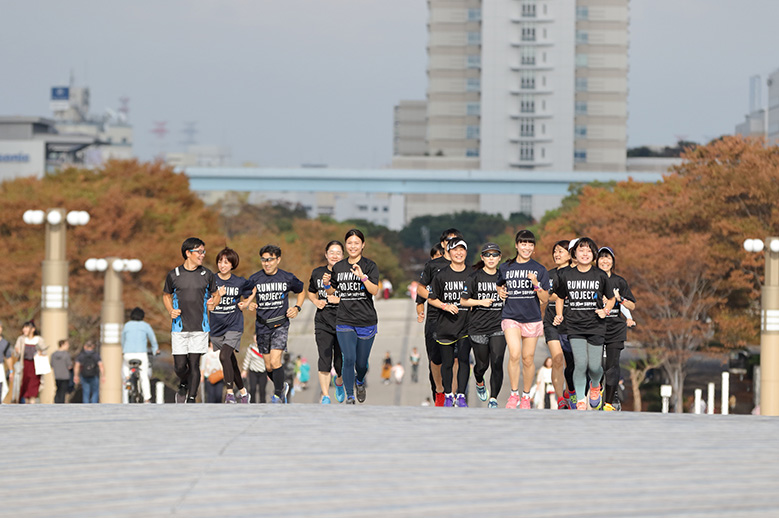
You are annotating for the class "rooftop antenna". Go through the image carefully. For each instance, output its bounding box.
[151,121,169,159]
[181,121,198,147]
[118,96,130,123]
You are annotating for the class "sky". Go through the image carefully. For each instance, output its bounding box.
[1,0,778,168]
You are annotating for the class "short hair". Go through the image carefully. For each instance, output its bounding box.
[216,247,240,270]
[130,307,145,321]
[572,237,599,263]
[58,339,68,348]
[439,228,462,244]
[344,229,365,243]
[259,244,282,258]
[514,229,536,244]
[553,240,570,256]
[325,240,344,254]
[431,243,444,258]
[181,237,205,259]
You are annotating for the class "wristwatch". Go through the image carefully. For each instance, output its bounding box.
[294,304,301,311]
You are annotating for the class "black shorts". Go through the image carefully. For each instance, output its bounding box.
[315,327,342,373]
[544,325,560,343]
[256,323,289,354]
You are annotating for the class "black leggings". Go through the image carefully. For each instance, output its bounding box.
[173,353,202,399]
[563,346,575,395]
[440,337,470,394]
[604,344,623,404]
[219,347,244,391]
[471,335,506,398]
[248,370,268,403]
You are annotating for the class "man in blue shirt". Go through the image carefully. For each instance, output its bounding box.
[121,307,159,403]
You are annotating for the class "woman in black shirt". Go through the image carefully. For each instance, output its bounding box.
[543,240,574,409]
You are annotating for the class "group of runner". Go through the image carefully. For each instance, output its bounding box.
[416,228,636,410]
[162,229,379,404]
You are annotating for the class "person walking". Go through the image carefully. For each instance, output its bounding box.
[200,343,224,403]
[74,341,104,404]
[14,321,47,404]
[162,237,221,404]
[241,337,268,403]
[50,340,73,404]
[0,321,12,403]
[323,229,380,404]
[121,307,159,403]
[308,240,345,404]
[409,347,420,383]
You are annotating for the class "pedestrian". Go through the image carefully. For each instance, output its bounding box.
[428,238,471,407]
[534,357,556,409]
[121,307,159,403]
[322,228,380,404]
[210,247,254,404]
[308,240,345,404]
[382,278,393,300]
[0,321,11,403]
[381,351,393,384]
[50,340,73,404]
[461,242,506,408]
[241,336,268,403]
[416,230,462,406]
[247,244,306,404]
[74,341,104,404]
[553,237,616,410]
[497,230,550,409]
[409,347,420,383]
[200,343,224,403]
[597,246,636,411]
[391,362,405,384]
[298,358,310,390]
[162,237,221,403]
[543,240,574,409]
[14,321,47,404]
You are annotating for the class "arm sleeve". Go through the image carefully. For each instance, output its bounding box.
[538,267,550,290]
[308,271,318,294]
[620,306,633,319]
[429,276,442,301]
[496,265,506,287]
[461,274,475,300]
[553,270,567,299]
[366,260,379,284]
[290,274,305,294]
[163,271,174,294]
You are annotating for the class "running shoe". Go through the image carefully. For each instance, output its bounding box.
[488,398,498,409]
[321,395,331,405]
[603,403,616,411]
[568,392,578,410]
[334,381,346,403]
[355,381,366,403]
[455,394,468,408]
[282,382,290,404]
[589,384,602,410]
[576,400,587,411]
[239,392,251,404]
[175,384,187,404]
[224,393,237,404]
[557,396,568,410]
[475,382,489,402]
[346,396,356,405]
[444,393,455,407]
[505,393,521,409]
[435,392,445,407]
[186,396,196,404]
[519,395,532,409]
[271,395,282,404]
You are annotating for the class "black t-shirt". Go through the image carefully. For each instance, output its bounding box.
[497,258,550,323]
[210,274,253,337]
[309,265,339,333]
[331,257,379,327]
[544,267,569,334]
[429,265,470,343]
[553,266,615,337]
[604,272,635,344]
[417,256,451,324]
[163,265,218,333]
[462,269,504,336]
[247,269,304,335]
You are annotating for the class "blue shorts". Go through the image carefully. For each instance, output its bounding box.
[336,324,378,339]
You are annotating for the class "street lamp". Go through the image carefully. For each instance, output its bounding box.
[743,237,779,416]
[85,257,142,403]
[23,209,90,403]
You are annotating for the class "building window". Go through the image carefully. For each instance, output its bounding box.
[520,194,532,214]
[576,6,589,20]
[575,77,588,92]
[574,150,587,163]
[466,78,481,92]
[521,1,536,18]
[357,205,368,211]
[467,125,480,139]
[468,31,481,45]
[576,31,589,44]
[466,102,481,116]
[521,47,536,65]
[575,101,587,115]
[520,142,534,161]
[576,54,588,67]
[575,125,587,137]
[520,71,535,89]
[520,118,535,137]
[466,148,480,157]
[521,25,536,42]
[383,207,389,212]
[467,54,481,69]
[520,95,535,113]
[467,8,481,21]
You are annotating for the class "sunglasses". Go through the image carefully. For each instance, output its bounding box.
[482,252,501,258]
[189,249,206,255]
[260,257,278,263]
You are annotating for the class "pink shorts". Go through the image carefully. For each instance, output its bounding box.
[501,319,544,338]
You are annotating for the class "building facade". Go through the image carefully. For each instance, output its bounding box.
[393,100,427,156]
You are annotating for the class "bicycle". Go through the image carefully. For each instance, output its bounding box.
[125,359,144,404]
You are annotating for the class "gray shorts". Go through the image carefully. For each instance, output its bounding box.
[211,331,242,352]
[171,331,208,355]
[470,330,504,345]
[257,324,289,355]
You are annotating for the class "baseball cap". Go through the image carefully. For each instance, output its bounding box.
[481,243,501,254]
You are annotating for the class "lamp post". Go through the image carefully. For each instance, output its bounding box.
[85,257,142,404]
[23,209,90,403]
[743,237,779,416]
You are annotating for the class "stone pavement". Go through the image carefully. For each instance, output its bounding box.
[1,405,778,517]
